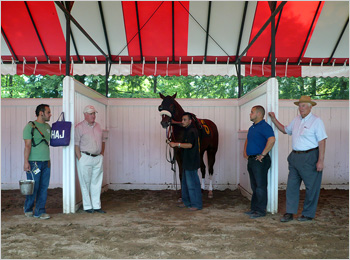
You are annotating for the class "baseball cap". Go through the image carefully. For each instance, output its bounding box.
[83,105,98,114]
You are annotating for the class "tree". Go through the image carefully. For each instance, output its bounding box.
[1,74,348,100]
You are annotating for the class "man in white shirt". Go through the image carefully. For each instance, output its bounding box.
[75,105,106,214]
[269,96,327,222]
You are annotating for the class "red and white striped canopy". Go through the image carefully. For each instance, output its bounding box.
[1,1,349,77]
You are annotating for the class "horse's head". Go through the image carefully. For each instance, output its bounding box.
[158,93,179,128]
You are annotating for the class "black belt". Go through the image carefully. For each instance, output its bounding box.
[292,147,318,154]
[82,151,100,157]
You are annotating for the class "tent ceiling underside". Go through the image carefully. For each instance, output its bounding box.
[1,1,349,77]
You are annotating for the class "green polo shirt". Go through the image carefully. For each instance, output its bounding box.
[23,121,51,161]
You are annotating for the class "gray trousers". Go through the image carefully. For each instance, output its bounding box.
[286,149,322,218]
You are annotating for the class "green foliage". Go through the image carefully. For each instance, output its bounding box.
[1,74,348,100]
[1,75,64,98]
[278,77,349,100]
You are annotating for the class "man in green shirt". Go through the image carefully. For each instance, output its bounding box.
[23,104,52,219]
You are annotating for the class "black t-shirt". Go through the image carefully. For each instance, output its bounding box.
[182,125,200,170]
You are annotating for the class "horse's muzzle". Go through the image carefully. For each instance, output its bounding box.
[159,110,172,128]
[161,120,170,128]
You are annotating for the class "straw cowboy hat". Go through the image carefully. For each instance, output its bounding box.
[294,96,317,106]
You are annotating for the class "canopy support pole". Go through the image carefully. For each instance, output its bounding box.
[267,5,283,65]
[236,2,248,61]
[172,1,175,62]
[55,1,109,62]
[105,59,109,97]
[297,1,322,65]
[24,2,49,62]
[1,28,18,62]
[204,1,212,63]
[236,1,287,63]
[327,18,349,64]
[135,2,143,61]
[65,1,71,76]
[237,60,242,98]
[270,1,276,77]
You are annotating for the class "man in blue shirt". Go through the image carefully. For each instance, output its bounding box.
[244,106,275,219]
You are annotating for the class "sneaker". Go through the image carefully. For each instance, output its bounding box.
[85,209,94,213]
[280,213,293,222]
[34,213,50,219]
[297,215,313,221]
[25,212,33,218]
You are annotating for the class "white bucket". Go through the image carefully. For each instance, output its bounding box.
[19,171,35,195]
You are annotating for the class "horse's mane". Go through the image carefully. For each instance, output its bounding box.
[189,113,202,130]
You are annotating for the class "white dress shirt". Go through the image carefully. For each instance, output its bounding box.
[284,112,327,151]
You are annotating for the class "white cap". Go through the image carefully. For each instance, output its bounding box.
[83,105,97,114]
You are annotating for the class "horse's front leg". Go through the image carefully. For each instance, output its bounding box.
[207,148,217,199]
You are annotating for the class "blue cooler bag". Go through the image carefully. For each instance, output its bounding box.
[50,112,72,147]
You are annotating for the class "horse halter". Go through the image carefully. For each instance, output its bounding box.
[159,105,174,128]
[159,110,172,118]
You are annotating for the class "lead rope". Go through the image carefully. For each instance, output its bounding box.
[165,125,177,191]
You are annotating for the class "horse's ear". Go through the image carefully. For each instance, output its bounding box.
[171,93,177,99]
[159,93,165,99]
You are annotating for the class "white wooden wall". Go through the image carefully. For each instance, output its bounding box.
[108,98,238,190]
[1,99,63,188]
[277,100,349,188]
[1,98,349,190]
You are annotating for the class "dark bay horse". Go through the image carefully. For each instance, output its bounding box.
[158,93,219,198]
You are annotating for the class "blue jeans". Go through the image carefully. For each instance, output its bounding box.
[181,170,203,209]
[24,161,51,217]
[247,155,271,215]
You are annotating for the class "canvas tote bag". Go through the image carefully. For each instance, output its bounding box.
[50,112,72,147]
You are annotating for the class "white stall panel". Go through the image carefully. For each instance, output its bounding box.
[1,98,348,194]
[107,98,238,191]
[1,99,63,188]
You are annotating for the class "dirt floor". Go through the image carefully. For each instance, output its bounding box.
[1,188,349,259]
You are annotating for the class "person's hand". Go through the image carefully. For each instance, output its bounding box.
[316,160,324,172]
[256,154,265,163]
[24,161,31,172]
[268,112,276,119]
[169,142,177,148]
[243,153,248,160]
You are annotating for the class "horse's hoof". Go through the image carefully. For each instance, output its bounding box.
[208,191,213,199]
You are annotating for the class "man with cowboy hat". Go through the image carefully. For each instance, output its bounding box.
[269,96,327,222]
